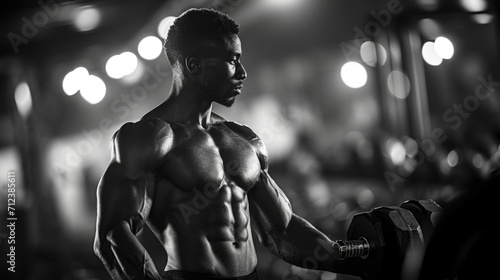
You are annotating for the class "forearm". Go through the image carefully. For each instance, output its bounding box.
[265,214,360,276]
[96,221,161,280]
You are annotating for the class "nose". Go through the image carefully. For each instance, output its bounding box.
[235,62,247,81]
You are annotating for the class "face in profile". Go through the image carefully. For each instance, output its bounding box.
[199,34,247,107]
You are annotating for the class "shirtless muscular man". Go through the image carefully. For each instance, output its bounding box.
[94,8,353,280]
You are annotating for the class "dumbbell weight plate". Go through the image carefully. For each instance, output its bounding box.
[346,211,386,279]
[347,206,424,280]
[400,199,442,244]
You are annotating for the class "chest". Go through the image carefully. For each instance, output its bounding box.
[160,124,261,191]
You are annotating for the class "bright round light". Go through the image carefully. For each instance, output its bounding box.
[105,52,138,79]
[157,16,176,39]
[73,67,90,82]
[138,36,163,60]
[62,67,89,95]
[14,82,32,118]
[80,75,106,104]
[387,70,411,99]
[340,61,367,89]
[376,43,387,66]
[63,71,79,95]
[402,136,419,157]
[106,55,123,79]
[460,0,487,12]
[387,138,406,165]
[120,52,138,76]
[74,7,101,32]
[422,41,442,66]
[360,41,377,67]
[434,36,454,59]
[360,41,387,67]
[447,150,459,167]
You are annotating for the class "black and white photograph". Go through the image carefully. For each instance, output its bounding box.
[0,0,498,279]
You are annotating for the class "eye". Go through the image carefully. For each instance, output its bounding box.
[229,55,240,65]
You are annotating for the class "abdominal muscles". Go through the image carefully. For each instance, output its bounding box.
[205,183,249,243]
[157,179,257,276]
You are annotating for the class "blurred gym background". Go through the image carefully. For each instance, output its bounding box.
[0,0,498,279]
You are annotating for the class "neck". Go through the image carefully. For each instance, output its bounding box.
[164,78,213,127]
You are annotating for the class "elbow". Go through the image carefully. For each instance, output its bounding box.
[93,230,119,268]
[93,226,116,260]
[94,221,111,258]
[93,234,107,260]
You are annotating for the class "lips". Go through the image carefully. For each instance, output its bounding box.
[233,83,243,95]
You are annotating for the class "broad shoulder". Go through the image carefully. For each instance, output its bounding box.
[112,118,173,171]
[222,120,269,169]
[223,120,259,141]
[115,118,173,147]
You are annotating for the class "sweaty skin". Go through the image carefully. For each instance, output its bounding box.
[94,115,357,280]
[94,115,292,278]
[149,116,274,276]
[94,16,355,280]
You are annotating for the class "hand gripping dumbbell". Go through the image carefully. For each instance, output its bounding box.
[332,199,442,280]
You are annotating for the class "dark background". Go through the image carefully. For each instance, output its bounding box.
[0,0,499,279]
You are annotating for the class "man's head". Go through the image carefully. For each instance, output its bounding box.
[164,8,240,66]
[164,8,247,107]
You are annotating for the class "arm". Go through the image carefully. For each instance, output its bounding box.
[248,139,356,275]
[93,120,172,280]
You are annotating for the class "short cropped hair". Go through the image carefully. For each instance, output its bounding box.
[164,8,240,65]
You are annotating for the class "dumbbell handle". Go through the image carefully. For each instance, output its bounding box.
[332,237,370,260]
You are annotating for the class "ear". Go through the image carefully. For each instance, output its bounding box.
[185,56,201,75]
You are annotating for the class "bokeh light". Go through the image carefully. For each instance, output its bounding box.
[14,82,33,118]
[387,70,411,99]
[105,55,122,79]
[157,16,176,39]
[460,0,487,12]
[434,36,454,59]
[106,52,138,79]
[422,41,442,66]
[80,75,106,104]
[472,13,493,24]
[447,150,459,167]
[120,52,138,76]
[360,41,387,67]
[138,36,163,60]
[402,136,419,157]
[73,6,101,32]
[62,67,89,96]
[360,41,377,67]
[340,61,367,89]
[386,138,406,165]
[356,188,375,209]
[472,153,484,169]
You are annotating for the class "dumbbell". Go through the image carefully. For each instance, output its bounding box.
[332,199,442,280]
[400,199,442,245]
